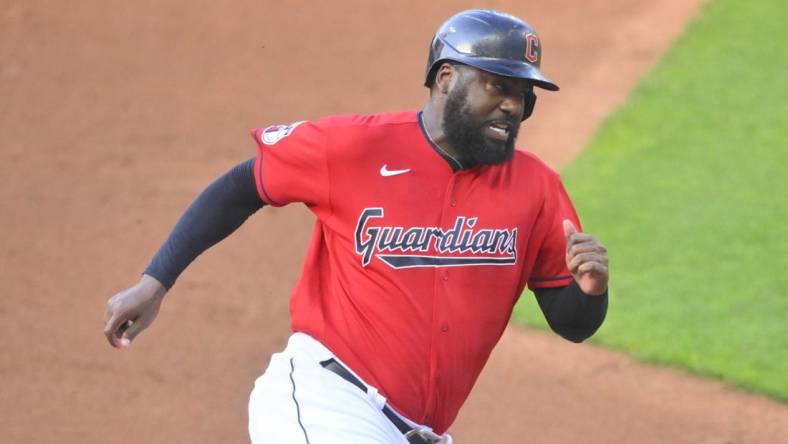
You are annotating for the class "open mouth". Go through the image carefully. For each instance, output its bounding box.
[485,121,512,141]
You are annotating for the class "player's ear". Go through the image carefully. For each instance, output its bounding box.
[434,63,456,95]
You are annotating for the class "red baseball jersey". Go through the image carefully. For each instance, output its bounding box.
[251,111,580,433]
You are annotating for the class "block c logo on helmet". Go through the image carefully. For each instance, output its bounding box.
[525,33,539,63]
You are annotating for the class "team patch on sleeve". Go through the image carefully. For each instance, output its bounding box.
[260,121,306,145]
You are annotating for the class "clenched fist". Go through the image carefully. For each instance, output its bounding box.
[103,274,167,348]
[563,220,609,296]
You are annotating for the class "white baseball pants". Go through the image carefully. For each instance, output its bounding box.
[248,332,452,444]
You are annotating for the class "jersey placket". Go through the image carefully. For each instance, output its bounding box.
[424,171,460,424]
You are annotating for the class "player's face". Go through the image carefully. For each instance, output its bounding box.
[442,68,530,167]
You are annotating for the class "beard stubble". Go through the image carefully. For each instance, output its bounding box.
[442,83,519,168]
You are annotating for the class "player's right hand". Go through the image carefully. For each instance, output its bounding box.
[103,274,167,349]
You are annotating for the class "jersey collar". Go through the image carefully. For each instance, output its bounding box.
[417,111,464,172]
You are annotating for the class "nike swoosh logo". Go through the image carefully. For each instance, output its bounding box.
[380,165,411,177]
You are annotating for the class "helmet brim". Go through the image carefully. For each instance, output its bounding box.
[466,57,559,91]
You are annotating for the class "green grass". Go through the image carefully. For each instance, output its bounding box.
[514,0,788,401]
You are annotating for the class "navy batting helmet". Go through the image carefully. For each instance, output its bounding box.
[424,9,559,94]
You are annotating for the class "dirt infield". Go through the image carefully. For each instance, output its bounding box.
[2,0,786,443]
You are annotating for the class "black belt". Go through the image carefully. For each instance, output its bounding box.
[320,358,441,444]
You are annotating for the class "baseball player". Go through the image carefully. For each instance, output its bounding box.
[103,9,609,444]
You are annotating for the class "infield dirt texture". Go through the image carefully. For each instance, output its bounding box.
[1,1,786,443]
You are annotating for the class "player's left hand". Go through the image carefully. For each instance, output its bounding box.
[563,220,608,296]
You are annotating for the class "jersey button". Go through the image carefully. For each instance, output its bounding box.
[442,271,449,281]
[441,324,449,332]
[450,199,457,207]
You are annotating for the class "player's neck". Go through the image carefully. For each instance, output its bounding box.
[421,103,463,162]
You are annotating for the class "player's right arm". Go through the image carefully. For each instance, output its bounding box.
[103,159,264,348]
[105,118,328,348]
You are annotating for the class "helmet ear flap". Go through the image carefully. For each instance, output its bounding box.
[522,89,537,121]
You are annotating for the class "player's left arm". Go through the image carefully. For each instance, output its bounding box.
[562,219,608,296]
[533,282,607,343]
[532,220,609,343]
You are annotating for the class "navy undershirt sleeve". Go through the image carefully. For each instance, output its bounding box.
[144,158,264,289]
[533,281,608,343]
